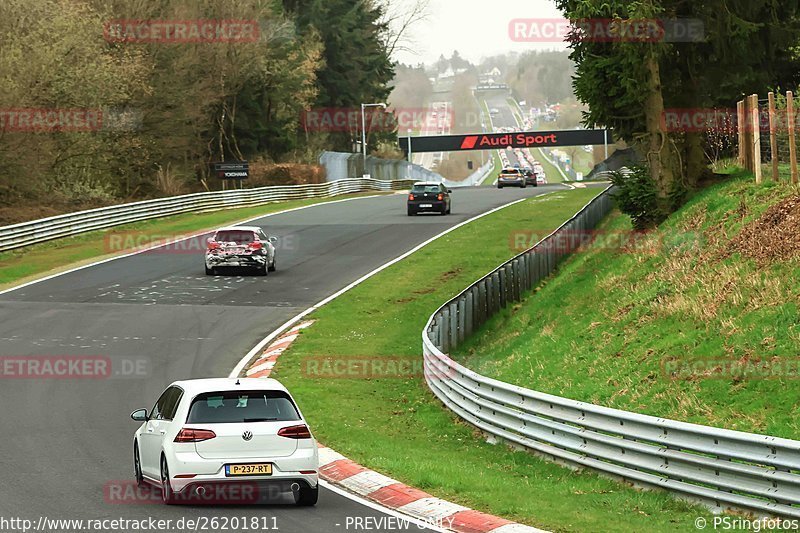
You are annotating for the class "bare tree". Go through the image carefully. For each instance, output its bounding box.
[375,0,430,58]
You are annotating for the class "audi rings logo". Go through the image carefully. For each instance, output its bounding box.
[242,430,253,441]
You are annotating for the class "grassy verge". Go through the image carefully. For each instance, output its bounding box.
[507,97,525,125]
[0,192,384,288]
[535,148,566,183]
[455,168,800,439]
[273,188,711,532]
[478,152,501,186]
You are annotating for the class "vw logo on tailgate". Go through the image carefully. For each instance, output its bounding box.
[242,430,253,441]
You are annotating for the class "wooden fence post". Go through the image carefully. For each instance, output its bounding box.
[743,97,753,172]
[789,91,798,184]
[751,94,762,183]
[737,99,745,168]
[768,92,779,181]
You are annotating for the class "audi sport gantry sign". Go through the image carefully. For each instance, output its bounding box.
[399,129,609,154]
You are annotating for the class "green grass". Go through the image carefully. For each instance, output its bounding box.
[479,152,501,186]
[535,148,566,183]
[273,188,712,532]
[455,168,800,439]
[0,192,383,288]
[507,98,524,124]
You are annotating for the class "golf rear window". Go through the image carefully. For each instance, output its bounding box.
[215,231,256,243]
[412,185,440,193]
[187,390,301,424]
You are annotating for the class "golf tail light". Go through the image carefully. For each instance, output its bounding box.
[277,424,312,439]
[174,428,216,443]
[437,193,444,201]
[408,194,415,201]
[207,240,220,251]
[248,241,263,250]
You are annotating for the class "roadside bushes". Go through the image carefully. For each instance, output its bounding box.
[248,162,326,186]
[610,165,663,229]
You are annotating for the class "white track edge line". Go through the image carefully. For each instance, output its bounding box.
[0,193,383,296]
[319,480,450,533]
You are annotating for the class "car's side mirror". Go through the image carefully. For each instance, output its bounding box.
[130,409,148,422]
[447,189,452,193]
[268,236,279,243]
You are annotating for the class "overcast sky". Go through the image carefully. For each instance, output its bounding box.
[391,0,568,65]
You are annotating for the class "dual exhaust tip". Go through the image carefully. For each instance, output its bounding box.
[193,483,301,497]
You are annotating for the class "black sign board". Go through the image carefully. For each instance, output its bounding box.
[213,161,249,180]
[400,129,608,154]
[475,83,509,91]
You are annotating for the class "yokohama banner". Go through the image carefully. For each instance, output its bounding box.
[399,129,609,154]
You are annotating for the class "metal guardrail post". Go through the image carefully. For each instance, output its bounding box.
[514,258,523,300]
[489,273,499,314]
[521,254,531,292]
[465,289,475,338]
[498,268,507,308]
[477,280,487,328]
[457,297,467,345]
[440,308,450,353]
[449,302,458,350]
[505,264,514,303]
[508,261,516,302]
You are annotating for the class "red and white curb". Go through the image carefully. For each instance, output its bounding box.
[245,320,315,378]
[243,323,546,533]
[317,446,545,533]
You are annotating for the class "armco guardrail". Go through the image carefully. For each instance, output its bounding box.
[0,178,413,253]
[422,186,800,518]
[320,151,446,183]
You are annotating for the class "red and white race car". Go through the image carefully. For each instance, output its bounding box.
[205,226,277,276]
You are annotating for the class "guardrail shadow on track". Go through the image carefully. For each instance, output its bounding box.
[421,181,800,518]
[0,178,414,253]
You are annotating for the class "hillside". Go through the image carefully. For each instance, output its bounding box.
[455,169,800,438]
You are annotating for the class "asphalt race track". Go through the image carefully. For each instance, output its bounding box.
[484,93,523,167]
[0,187,562,533]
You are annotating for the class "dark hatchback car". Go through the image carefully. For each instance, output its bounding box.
[407,182,451,216]
[522,168,538,187]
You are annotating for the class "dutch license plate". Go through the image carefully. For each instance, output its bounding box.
[420,204,432,208]
[226,463,272,477]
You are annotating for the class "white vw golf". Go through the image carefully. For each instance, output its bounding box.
[130,378,319,505]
